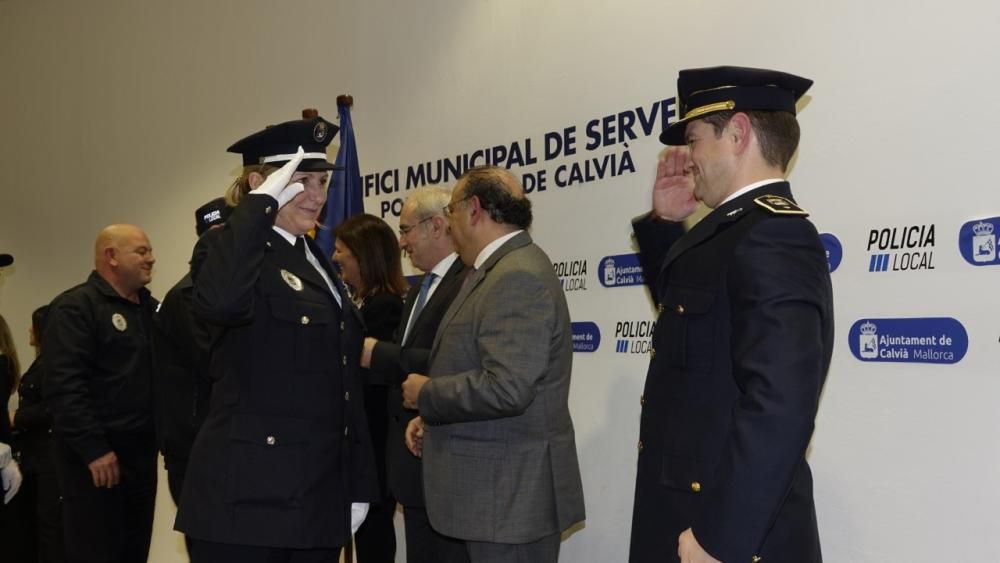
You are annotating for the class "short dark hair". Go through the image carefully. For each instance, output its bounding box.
[334,214,409,299]
[458,166,532,230]
[700,110,801,171]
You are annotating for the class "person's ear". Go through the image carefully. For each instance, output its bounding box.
[729,113,753,153]
[466,196,482,225]
[248,171,266,189]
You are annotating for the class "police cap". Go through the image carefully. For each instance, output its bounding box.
[195,197,232,236]
[228,116,341,171]
[660,66,812,145]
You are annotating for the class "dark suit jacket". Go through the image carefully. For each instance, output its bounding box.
[369,257,466,507]
[174,195,378,550]
[358,291,402,498]
[628,182,833,563]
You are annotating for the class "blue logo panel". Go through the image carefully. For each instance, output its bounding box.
[571,322,601,353]
[848,317,968,364]
[598,253,645,287]
[958,217,999,266]
[820,233,843,273]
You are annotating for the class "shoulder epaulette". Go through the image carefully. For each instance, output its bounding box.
[754,195,809,216]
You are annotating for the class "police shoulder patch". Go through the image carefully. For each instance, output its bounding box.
[754,195,809,216]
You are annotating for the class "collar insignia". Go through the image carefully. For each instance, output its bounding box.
[754,195,809,216]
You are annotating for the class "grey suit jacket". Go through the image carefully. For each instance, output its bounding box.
[418,231,585,544]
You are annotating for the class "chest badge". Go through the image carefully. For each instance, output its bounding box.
[111,313,128,332]
[281,269,304,291]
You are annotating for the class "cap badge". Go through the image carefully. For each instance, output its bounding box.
[313,121,328,142]
[111,313,128,332]
[281,269,304,291]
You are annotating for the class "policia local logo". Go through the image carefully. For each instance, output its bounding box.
[553,259,589,292]
[613,320,655,354]
[866,224,935,272]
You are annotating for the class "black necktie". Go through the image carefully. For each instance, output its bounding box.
[294,236,306,254]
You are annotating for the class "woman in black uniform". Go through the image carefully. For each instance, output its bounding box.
[175,116,378,563]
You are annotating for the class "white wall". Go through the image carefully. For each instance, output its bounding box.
[2,1,999,561]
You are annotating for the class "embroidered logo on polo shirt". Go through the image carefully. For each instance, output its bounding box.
[111,313,127,332]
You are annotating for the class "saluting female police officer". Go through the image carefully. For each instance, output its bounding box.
[175,116,378,563]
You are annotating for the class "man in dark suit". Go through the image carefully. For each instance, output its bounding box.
[175,118,377,562]
[361,187,470,563]
[402,166,585,563]
[628,66,833,563]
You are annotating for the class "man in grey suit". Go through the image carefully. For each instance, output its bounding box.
[361,187,470,563]
[402,166,585,563]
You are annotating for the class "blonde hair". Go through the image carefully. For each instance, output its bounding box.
[224,164,278,207]
[0,313,21,394]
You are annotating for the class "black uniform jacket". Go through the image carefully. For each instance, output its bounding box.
[629,182,833,563]
[174,194,378,550]
[13,357,57,472]
[369,257,466,507]
[43,272,157,464]
[151,272,212,468]
[1,354,14,445]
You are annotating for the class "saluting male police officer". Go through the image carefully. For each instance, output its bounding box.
[174,116,378,563]
[44,224,159,563]
[629,66,833,563]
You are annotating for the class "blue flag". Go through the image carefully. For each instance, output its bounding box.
[314,101,364,257]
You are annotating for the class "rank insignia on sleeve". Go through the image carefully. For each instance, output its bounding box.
[754,195,809,216]
[111,313,128,332]
[281,269,304,291]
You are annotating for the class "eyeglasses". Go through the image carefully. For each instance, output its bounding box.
[398,216,434,237]
[443,195,473,217]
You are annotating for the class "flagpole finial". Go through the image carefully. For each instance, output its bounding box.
[337,95,354,108]
[302,108,319,118]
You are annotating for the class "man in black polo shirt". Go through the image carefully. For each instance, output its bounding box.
[44,224,158,563]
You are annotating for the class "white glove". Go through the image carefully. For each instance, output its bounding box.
[2,458,22,504]
[350,502,370,534]
[249,146,306,208]
[0,442,11,467]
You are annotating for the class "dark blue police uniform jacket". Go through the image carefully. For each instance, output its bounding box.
[175,194,378,550]
[628,182,833,563]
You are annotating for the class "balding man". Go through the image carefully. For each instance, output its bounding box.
[44,224,159,563]
[402,166,585,563]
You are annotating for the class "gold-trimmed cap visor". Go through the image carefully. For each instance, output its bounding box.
[659,66,812,145]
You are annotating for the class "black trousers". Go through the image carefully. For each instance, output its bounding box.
[189,538,341,563]
[465,532,561,563]
[165,456,195,555]
[403,505,470,563]
[353,496,397,563]
[56,434,157,563]
[0,459,66,563]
